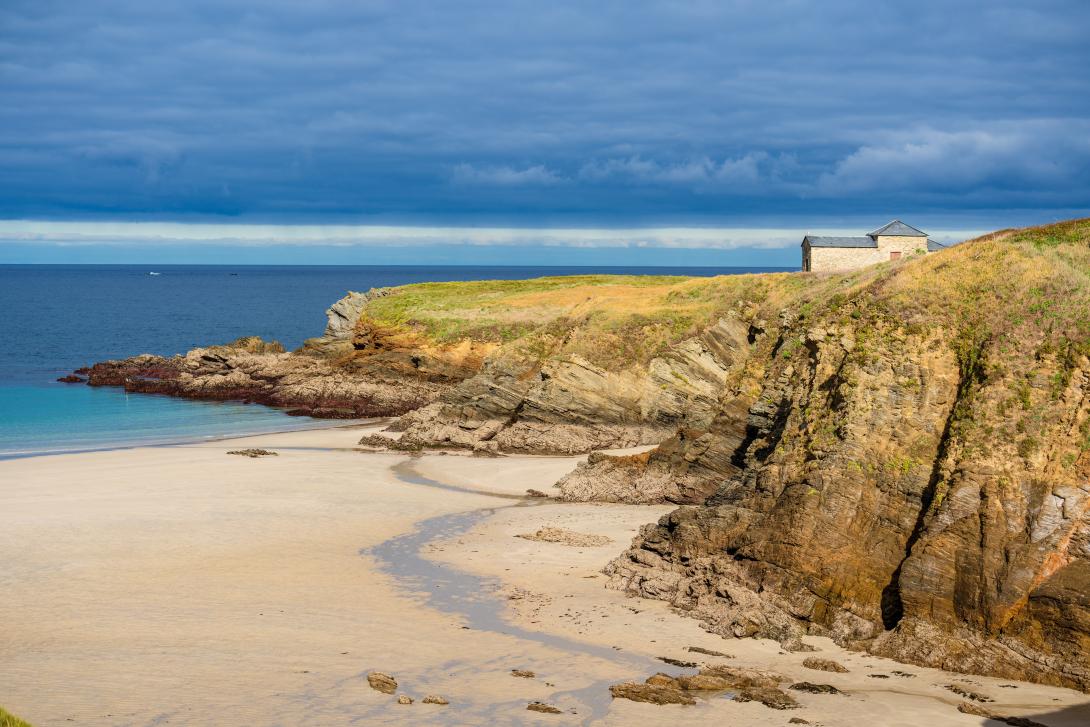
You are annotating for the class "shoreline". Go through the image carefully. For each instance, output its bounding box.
[0,413,377,462]
[372,459,695,724]
[2,426,1089,725]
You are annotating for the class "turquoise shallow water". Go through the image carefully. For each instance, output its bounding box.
[0,264,788,457]
[0,385,341,458]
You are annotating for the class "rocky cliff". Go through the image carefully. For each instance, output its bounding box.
[606,219,1090,691]
[391,315,755,454]
[73,275,779,430]
[318,273,815,453]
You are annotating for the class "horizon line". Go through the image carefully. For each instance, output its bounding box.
[0,219,984,250]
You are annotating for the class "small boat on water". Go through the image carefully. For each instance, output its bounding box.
[148,272,161,276]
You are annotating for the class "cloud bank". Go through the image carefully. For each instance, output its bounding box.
[1,0,1088,227]
[0,221,984,252]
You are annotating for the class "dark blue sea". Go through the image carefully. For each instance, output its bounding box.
[0,264,788,457]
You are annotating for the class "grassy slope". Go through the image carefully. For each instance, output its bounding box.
[358,218,1090,384]
[363,272,852,370]
[0,708,33,727]
[782,218,1090,370]
[879,218,1090,352]
[819,217,1090,463]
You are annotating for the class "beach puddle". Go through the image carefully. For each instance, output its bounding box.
[364,459,700,724]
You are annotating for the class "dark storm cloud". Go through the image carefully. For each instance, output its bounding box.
[1,0,1089,224]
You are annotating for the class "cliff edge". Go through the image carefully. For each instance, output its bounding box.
[606,218,1090,691]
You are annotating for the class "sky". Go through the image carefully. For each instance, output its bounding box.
[2,0,1089,265]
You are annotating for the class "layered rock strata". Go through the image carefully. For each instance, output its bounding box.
[606,222,1090,691]
[389,317,753,454]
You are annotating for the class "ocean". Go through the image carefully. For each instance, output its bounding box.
[0,264,789,457]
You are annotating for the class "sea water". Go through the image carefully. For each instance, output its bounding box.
[0,264,787,457]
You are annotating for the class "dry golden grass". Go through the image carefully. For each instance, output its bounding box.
[361,273,791,368]
[357,218,1090,373]
[874,218,1090,354]
[807,218,1090,461]
[0,708,33,727]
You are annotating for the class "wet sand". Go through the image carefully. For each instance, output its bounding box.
[2,425,1089,726]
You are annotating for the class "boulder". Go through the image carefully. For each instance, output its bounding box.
[526,702,562,714]
[609,682,695,705]
[366,672,397,694]
[802,658,848,673]
[734,686,799,710]
[790,682,842,694]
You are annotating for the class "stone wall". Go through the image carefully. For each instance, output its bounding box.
[808,246,886,272]
[875,235,929,258]
[808,235,931,272]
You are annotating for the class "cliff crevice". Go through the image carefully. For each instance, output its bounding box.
[606,219,1090,690]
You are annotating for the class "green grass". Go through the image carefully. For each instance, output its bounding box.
[360,273,766,367]
[352,217,1090,380]
[355,268,878,370]
[363,275,688,335]
[0,707,33,727]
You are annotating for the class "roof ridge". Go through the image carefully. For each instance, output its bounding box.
[868,219,927,237]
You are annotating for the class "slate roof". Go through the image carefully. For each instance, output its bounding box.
[868,220,927,237]
[926,239,946,252]
[803,235,876,248]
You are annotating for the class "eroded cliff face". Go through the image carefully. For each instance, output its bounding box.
[390,316,754,454]
[606,221,1090,691]
[554,380,754,501]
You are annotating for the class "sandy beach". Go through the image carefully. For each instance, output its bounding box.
[3,424,1089,726]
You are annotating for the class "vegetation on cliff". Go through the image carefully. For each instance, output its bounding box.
[356,269,954,367]
[359,273,775,369]
[347,217,1089,389]
[351,266,894,453]
[605,217,1090,691]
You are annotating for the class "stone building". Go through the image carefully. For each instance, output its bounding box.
[801,220,946,272]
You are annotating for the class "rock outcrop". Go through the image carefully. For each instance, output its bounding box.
[81,336,442,418]
[515,527,611,547]
[606,219,1090,691]
[554,404,750,503]
[226,448,278,458]
[390,316,753,454]
[526,701,562,714]
[323,290,381,343]
[421,695,449,705]
[802,657,848,673]
[73,291,490,418]
[610,665,796,708]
